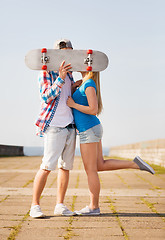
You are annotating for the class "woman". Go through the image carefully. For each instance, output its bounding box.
[67,71,155,216]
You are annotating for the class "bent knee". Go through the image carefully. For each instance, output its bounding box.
[97,165,103,171]
[97,160,105,171]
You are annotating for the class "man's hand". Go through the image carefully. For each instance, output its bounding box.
[59,60,72,80]
[73,80,82,88]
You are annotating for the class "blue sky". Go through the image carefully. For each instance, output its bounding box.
[0,0,165,148]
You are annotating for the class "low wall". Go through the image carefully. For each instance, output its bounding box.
[0,144,24,157]
[109,139,165,167]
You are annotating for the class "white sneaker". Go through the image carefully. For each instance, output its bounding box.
[54,204,75,216]
[30,205,45,218]
[75,206,100,216]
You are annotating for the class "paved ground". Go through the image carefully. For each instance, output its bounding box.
[0,156,165,240]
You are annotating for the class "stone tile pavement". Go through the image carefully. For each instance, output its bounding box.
[0,156,165,240]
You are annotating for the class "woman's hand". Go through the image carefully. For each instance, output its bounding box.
[59,60,72,80]
[67,87,98,115]
[67,96,76,108]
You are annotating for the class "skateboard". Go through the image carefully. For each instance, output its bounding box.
[25,48,109,72]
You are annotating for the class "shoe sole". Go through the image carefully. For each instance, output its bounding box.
[75,212,100,216]
[54,212,76,216]
[30,214,45,218]
[135,156,155,174]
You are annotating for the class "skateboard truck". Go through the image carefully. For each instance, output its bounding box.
[41,48,50,70]
[84,49,93,71]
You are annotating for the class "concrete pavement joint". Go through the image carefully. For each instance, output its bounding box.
[100,174,129,239]
[141,197,165,223]
[0,170,37,173]
[6,171,57,239]
[1,156,165,239]
[7,210,30,240]
[135,173,162,190]
[0,169,122,173]
[106,196,129,240]
[115,173,131,189]
[48,176,57,188]
[1,187,164,197]
[0,195,9,203]
[22,178,34,188]
[62,172,80,240]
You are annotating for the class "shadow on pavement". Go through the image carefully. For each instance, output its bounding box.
[36,212,165,219]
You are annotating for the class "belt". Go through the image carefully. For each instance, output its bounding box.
[66,124,76,129]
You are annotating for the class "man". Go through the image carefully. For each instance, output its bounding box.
[30,39,81,218]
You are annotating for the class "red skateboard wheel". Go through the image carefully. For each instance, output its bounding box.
[42,65,47,70]
[87,49,93,54]
[41,48,47,53]
[86,66,92,71]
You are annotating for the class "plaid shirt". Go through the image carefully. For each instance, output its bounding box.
[35,71,74,137]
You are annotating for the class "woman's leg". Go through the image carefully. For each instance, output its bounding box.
[80,142,100,209]
[97,141,139,171]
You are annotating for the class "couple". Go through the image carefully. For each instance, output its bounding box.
[30,39,155,218]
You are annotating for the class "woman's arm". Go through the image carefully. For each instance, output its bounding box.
[67,87,98,115]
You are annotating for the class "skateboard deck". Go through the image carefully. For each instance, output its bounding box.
[25,49,109,72]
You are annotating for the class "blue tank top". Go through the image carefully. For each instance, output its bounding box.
[72,79,100,132]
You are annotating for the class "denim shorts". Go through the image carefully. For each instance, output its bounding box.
[40,126,76,171]
[79,124,103,144]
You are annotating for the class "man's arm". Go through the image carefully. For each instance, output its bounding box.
[39,71,65,104]
[39,61,72,104]
[71,79,82,95]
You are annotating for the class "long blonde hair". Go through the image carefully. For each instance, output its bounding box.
[84,72,103,115]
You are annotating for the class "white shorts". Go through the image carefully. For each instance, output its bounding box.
[40,126,76,171]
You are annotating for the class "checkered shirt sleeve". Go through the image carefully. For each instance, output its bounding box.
[39,71,65,103]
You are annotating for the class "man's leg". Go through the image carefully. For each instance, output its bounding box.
[54,128,76,216]
[56,168,69,204]
[31,169,50,206]
[56,128,76,204]
[30,169,50,218]
[54,168,74,216]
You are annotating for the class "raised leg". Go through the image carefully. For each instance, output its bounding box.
[97,141,139,171]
